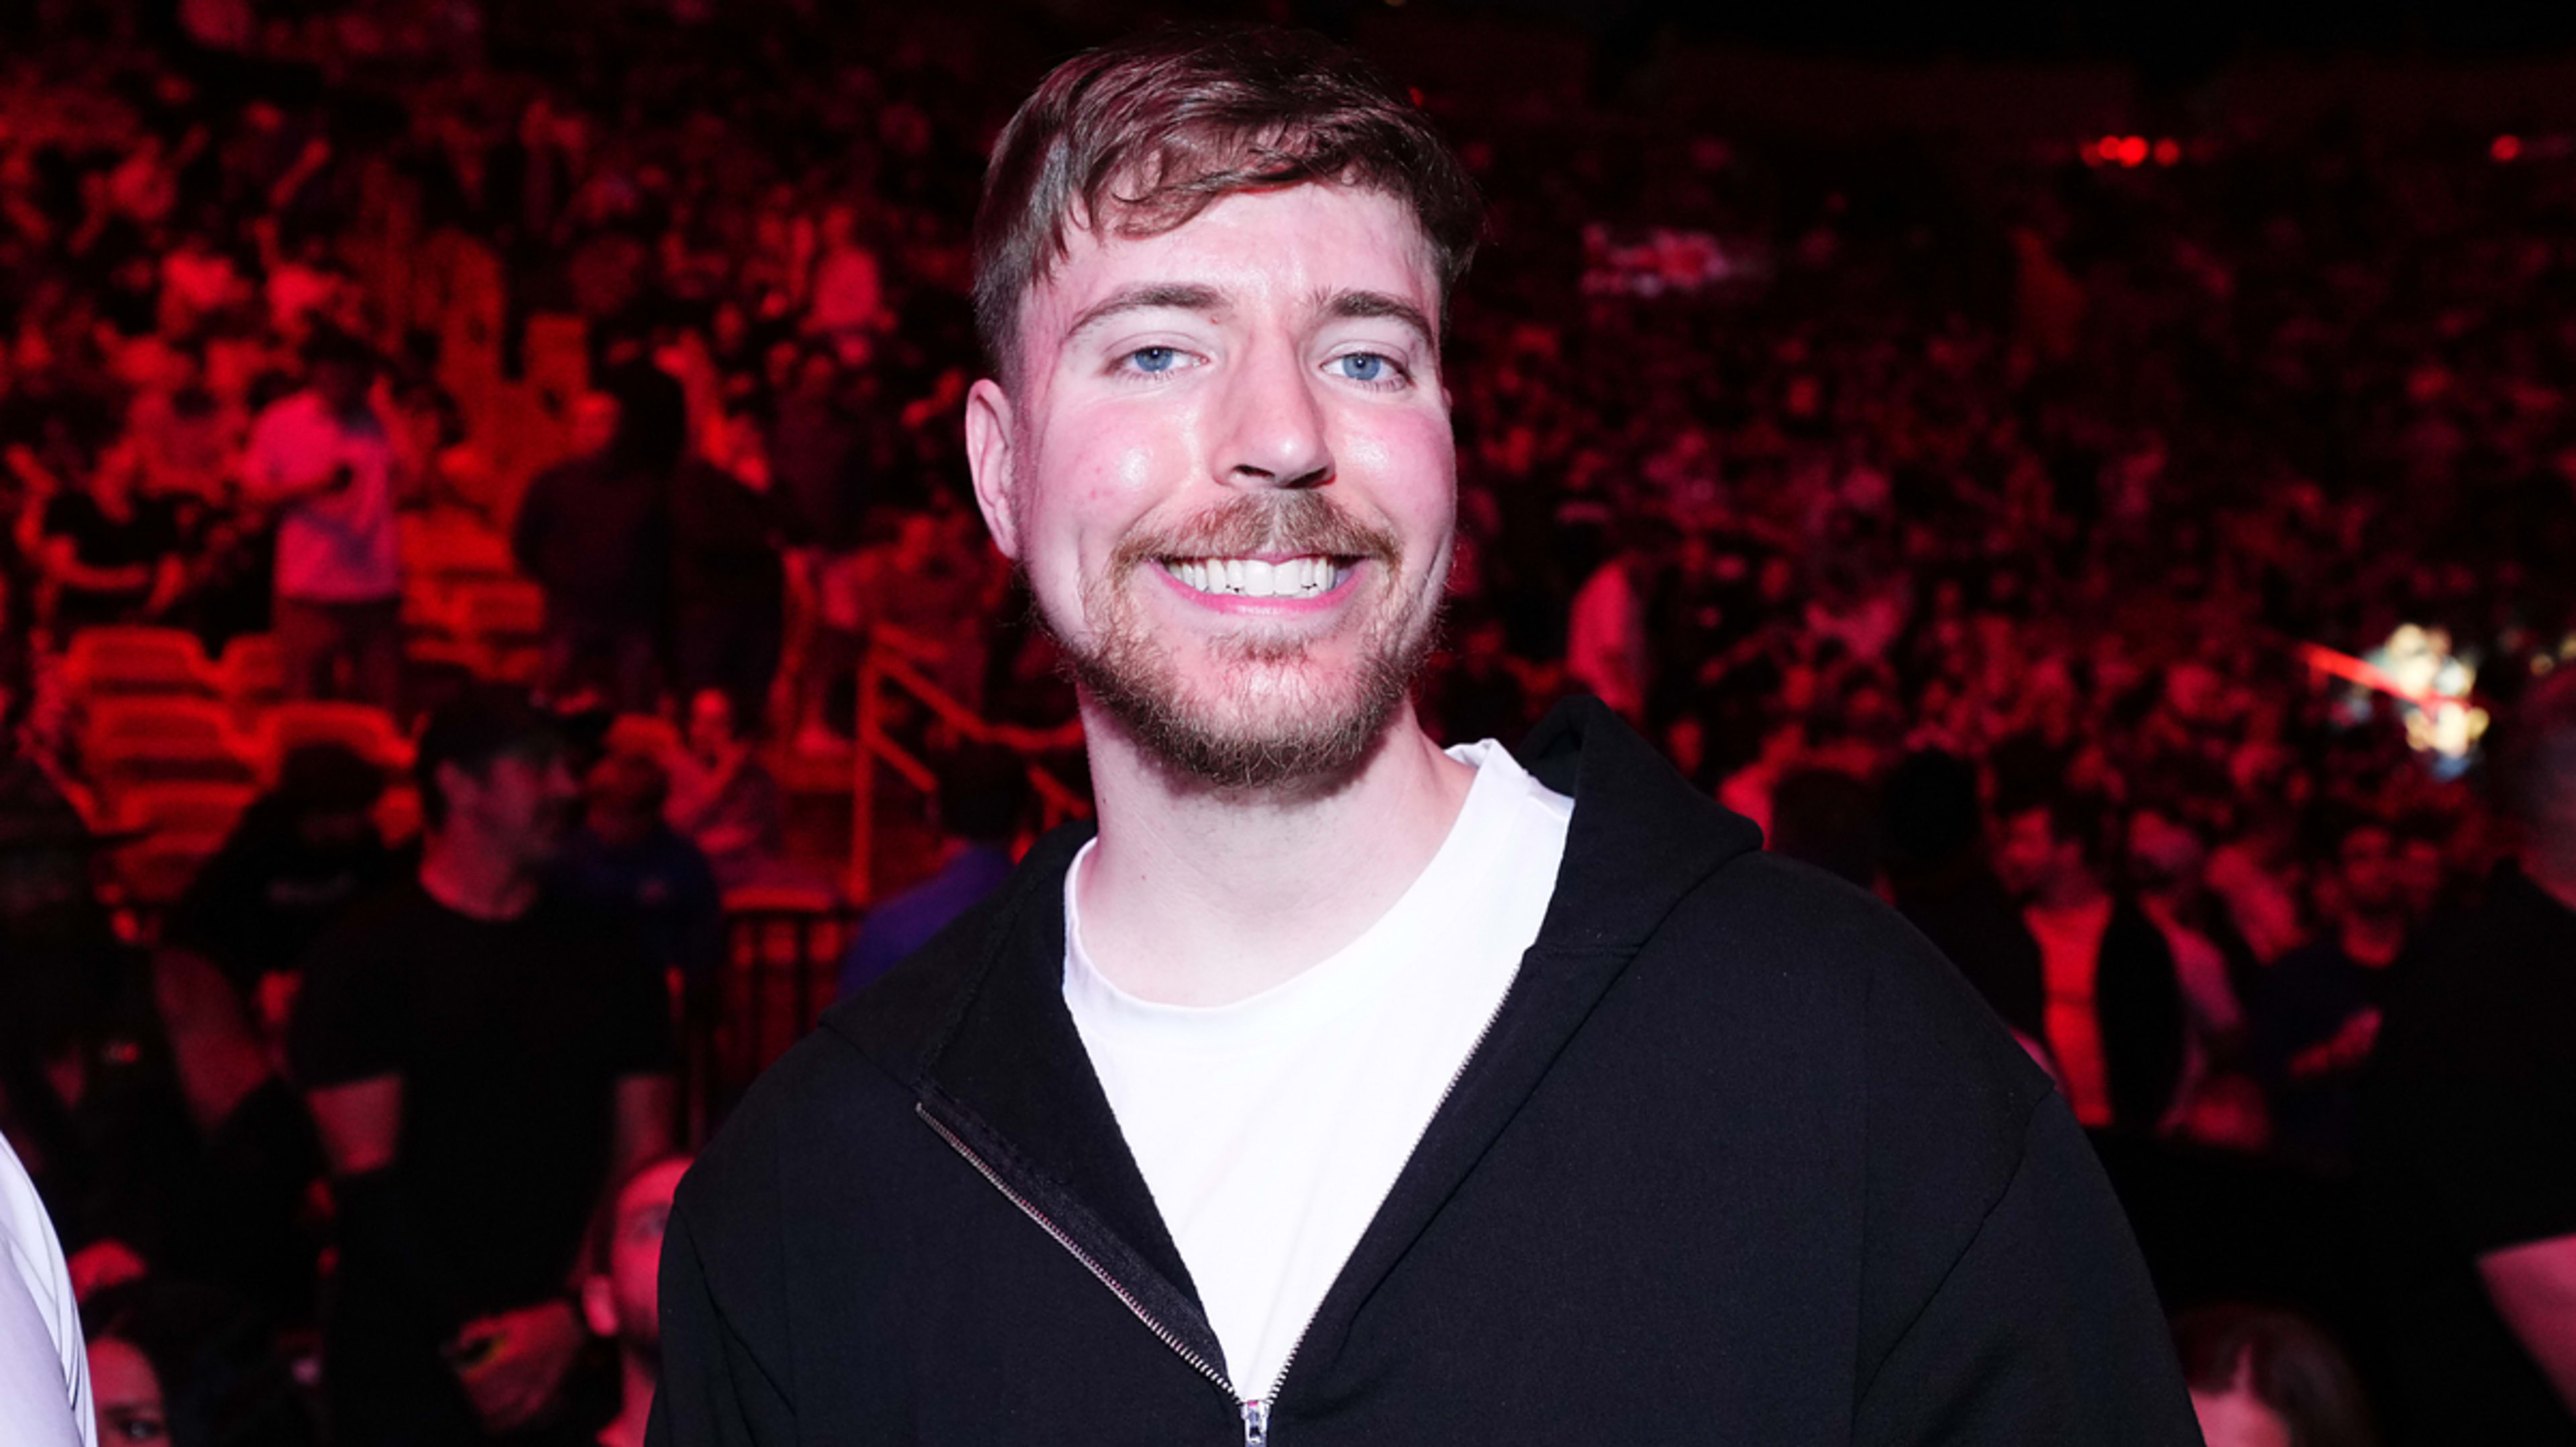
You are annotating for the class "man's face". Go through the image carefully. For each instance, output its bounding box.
[1993,807,2064,900]
[443,747,578,865]
[966,184,1455,790]
[2338,826,2403,917]
[587,1157,688,1350]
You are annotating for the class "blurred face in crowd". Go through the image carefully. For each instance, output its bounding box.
[573,391,623,458]
[437,745,578,866]
[2189,1380,2292,1447]
[965,182,1456,789]
[2335,824,2405,918]
[686,688,741,760]
[1994,806,2077,900]
[89,1336,168,1446]
[584,1156,690,1351]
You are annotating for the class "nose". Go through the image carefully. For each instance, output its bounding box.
[1213,337,1333,491]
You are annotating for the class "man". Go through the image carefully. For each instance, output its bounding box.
[291,689,675,1445]
[555,749,725,985]
[241,327,409,710]
[1992,789,2188,1135]
[580,1156,690,1447]
[655,29,2195,1446]
[2252,818,2411,1174]
[513,391,672,712]
[2366,669,2576,1441]
[663,688,786,892]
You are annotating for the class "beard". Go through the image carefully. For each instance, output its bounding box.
[1049,489,1442,794]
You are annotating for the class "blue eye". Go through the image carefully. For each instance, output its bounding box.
[1334,353,1391,384]
[1128,346,1180,374]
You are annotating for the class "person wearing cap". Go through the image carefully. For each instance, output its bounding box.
[241,325,413,712]
[290,687,676,1444]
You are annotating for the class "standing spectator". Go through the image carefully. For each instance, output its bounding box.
[668,445,786,733]
[577,1155,690,1447]
[1993,790,2188,1134]
[512,392,671,712]
[2367,670,2576,1442]
[835,743,1027,998]
[289,690,675,1445]
[25,444,183,636]
[2251,819,2411,1175]
[554,750,724,985]
[665,687,787,893]
[240,328,408,712]
[2131,806,2267,1153]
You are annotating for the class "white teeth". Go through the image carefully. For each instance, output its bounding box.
[1165,555,1340,599]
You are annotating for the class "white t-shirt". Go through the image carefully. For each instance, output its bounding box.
[1065,740,1571,1401]
[244,392,402,602]
[0,1132,93,1447]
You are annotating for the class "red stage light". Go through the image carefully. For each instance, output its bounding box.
[2153,138,2182,166]
[2492,134,2523,162]
[2116,136,2149,168]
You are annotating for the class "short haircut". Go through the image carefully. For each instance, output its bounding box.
[413,686,564,828]
[971,25,1484,386]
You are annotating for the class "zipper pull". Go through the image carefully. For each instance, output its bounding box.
[1242,1398,1270,1447]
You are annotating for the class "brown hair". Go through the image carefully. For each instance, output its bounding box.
[971,25,1484,386]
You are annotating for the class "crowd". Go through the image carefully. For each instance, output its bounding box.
[0,0,2572,1443]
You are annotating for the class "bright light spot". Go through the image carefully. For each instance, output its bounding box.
[2493,134,2523,162]
[2369,625,2485,769]
[2153,138,2182,166]
[2117,136,2150,167]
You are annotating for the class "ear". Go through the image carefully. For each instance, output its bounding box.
[964,377,1022,561]
[581,1274,619,1338]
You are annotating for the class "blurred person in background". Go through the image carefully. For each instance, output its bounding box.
[835,743,1028,998]
[513,392,671,714]
[162,743,395,1046]
[240,327,409,712]
[2252,818,2412,1177]
[83,1279,313,1447]
[25,440,183,636]
[1882,749,2049,1055]
[668,423,788,737]
[555,749,724,985]
[2130,806,2267,1153]
[578,1155,690,1447]
[0,769,320,1327]
[2172,1304,2377,1447]
[1993,788,2187,1135]
[290,689,674,1445]
[665,688,786,893]
[2367,669,2576,1443]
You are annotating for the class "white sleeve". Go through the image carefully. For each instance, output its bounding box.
[0,1134,90,1447]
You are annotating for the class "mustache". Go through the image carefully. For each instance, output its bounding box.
[1109,490,1401,576]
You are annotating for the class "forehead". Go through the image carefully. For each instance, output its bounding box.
[1021,184,1440,358]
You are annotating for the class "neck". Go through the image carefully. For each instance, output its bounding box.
[2339,910,2408,967]
[1074,699,1477,1007]
[419,829,540,920]
[2524,836,2576,916]
[597,1351,654,1447]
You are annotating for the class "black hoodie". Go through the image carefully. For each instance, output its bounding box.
[651,700,2198,1446]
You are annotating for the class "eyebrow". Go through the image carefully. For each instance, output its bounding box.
[1064,282,1230,342]
[1319,288,1438,349]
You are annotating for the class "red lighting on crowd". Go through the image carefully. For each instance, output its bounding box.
[2492,134,2523,162]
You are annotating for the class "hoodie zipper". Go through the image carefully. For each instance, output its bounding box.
[920,972,1519,1444]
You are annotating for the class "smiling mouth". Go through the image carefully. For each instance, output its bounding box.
[1158,555,1353,600]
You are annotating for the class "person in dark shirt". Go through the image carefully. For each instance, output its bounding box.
[835,743,1028,999]
[32,448,182,635]
[512,393,672,712]
[553,749,724,985]
[163,743,398,1040]
[2366,670,2576,1443]
[290,688,676,1446]
[2251,819,2411,1177]
[667,451,786,735]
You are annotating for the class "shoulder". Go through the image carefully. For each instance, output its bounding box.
[296,879,433,975]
